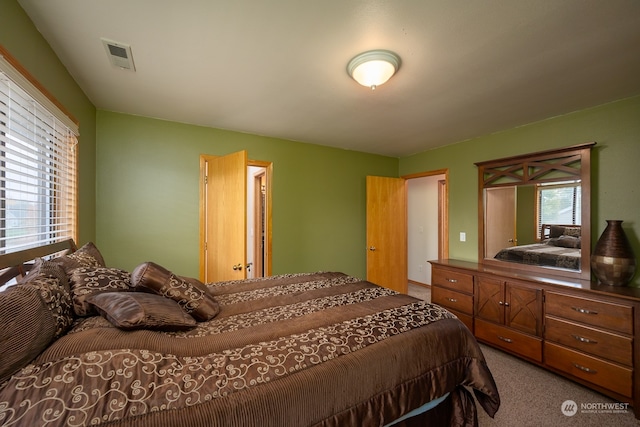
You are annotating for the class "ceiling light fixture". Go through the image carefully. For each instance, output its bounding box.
[347,49,401,90]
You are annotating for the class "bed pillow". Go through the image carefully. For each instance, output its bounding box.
[549,225,566,238]
[131,261,220,321]
[554,235,581,249]
[69,267,133,317]
[19,259,74,338]
[52,241,106,274]
[0,285,56,384]
[87,292,197,331]
[562,226,581,238]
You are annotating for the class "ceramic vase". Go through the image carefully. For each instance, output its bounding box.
[591,220,636,286]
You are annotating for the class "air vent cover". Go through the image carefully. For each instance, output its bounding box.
[101,38,136,71]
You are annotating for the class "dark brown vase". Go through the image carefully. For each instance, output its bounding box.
[591,220,636,286]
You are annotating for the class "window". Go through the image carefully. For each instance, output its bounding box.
[0,52,78,254]
[537,181,581,237]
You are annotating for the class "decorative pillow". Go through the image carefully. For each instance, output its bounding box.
[69,267,133,316]
[19,257,69,289]
[52,241,106,274]
[87,292,197,331]
[562,227,581,238]
[0,285,56,384]
[555,235,581,249]
[549,225,566,238]
[19,259,73,338]
[131,262,220,321]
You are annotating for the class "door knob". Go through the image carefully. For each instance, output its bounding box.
[369,246,376,251]
[232,264,243,271]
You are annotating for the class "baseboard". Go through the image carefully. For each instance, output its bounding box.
[408,280,430,288]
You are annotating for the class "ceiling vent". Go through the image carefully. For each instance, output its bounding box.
[101,38,136,71]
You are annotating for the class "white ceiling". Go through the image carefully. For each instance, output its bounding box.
[17,0,640,157]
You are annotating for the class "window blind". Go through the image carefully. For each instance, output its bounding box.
[537,182,581,237]
[0,56,78,253]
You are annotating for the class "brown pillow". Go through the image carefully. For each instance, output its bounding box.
[131,262,220,321]
[87,292,197,331]
[556,235,581,248]
[19,259,73,338]
[69,267,133,316]
[549,225,565,238]
[562,226,581,238]
[52,241,106,274]
[0,285,56,384]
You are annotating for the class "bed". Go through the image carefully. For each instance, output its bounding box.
[494,224,581,270]
[0,240,499,427]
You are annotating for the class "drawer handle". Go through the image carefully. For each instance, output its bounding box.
[446,278,458,283]
[446,297,458,303]
[498,301,510,307]
[573,363,597,374]
[572,306,598,315]
[498,335,513,343]
[572,334,597,344]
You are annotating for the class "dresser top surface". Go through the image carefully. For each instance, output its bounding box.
[430,259,640,301]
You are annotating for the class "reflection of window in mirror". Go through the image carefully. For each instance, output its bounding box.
[536,181,581,238]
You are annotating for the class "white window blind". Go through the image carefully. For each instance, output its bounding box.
[537,182,581,236]
[0,55,78,254]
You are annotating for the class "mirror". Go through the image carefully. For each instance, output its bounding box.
[476,143,595,280]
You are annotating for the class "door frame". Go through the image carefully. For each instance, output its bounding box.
[198,155,272,282]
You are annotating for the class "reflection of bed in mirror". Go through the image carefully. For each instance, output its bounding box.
[494,224,581,270]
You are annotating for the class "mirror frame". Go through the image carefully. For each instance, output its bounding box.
[476,142,595,280]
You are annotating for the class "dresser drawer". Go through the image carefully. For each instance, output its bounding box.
[432,286,473,315]
[544,316,632,366]
[432,268,473,294]
[545,291,633,335]
[545,342,633,398]
[475,318,542,363]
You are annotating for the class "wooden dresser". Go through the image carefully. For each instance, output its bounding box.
[430,259,640,418]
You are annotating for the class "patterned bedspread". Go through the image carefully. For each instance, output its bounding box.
[494,242,580,270]
[0,272,499,427]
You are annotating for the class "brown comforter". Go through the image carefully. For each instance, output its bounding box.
[0,272,499,426]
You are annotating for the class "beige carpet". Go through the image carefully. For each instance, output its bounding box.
[407,284,639,426]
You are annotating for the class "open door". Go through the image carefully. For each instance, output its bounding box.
[366,176,408,293]
[202,150,247,281]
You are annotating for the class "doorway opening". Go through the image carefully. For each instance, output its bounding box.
[248,166,267,278]
[404,170,448,287]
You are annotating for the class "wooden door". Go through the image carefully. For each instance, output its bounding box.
[506,283,542,335]
[366,176,407,293]
[475,276,504,323]
[203,150,248,282]
[484,186,516,258]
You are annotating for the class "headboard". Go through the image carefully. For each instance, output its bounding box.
[0,239,77,288]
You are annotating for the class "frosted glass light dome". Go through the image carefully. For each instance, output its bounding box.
[347,50,401,90]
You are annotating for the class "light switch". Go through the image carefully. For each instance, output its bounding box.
[460,232,466,242]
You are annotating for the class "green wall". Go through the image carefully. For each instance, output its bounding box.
[516,185,536,245]
[0,0,97,244]
[400,96,640,286]
[6,0,639,286]
[96,111,397,278]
